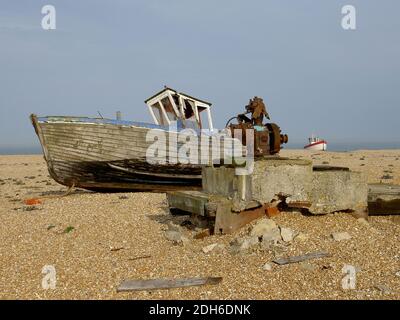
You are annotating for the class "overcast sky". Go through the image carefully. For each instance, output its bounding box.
[0,0,399,151]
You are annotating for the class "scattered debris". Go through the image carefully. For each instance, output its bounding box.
[321,264,333,270]
[24,198,42,205]
[166,220,184,232]
[110,247,125,252]
[262,262,273,271]
[202,243,225,254]
[280,227,294,242]
[23,206,39,212]
[230,236,259,254]
[46,225,56,231]
[331,232,352,241]
[265,206,280,217]
[374,284,391,294]
[273,251,331,265]
[202,243,218,253]
[250,218,279,238]
[63,226,75,234]
[128,255,151,261]
[193,229,210,239]
[117,277,222,292]
[118,195,128,200]
[164,230,189,245]
[356,218,369,226]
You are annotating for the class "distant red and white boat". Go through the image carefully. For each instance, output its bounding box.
[304,134,327,151]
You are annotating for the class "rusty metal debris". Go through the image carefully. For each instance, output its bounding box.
[227,96,288,156]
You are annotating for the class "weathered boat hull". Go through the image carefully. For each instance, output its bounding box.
[30,115,242,192]
[31,115,205,191]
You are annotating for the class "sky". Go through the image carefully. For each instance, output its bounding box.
[0,0,399,152]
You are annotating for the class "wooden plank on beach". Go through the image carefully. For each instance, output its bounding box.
[273,251,331,265]
[368,183,400,215]
[117,277,222,292]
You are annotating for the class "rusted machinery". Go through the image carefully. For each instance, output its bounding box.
[226,97,288,156]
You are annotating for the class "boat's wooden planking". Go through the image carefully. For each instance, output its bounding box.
[32,117,247,191]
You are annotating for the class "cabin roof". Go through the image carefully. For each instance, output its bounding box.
[144,87,212,106]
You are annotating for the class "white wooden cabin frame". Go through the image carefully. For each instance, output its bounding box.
[145,87,214,131]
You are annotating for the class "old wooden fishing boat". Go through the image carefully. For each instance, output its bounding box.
[30,87,240,192]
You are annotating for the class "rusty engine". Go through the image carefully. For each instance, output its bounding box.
[227,97,288,156]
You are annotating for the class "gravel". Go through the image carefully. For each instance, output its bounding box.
[0,152,399,300]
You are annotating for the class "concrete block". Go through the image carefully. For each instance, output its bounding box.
[202,166,252,200]
[309,166,368,215]
[202,158,313,206]
[251,158,313,206]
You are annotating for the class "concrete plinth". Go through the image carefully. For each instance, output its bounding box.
[309,166,368,216]
[251,158,313,207]
[167,158,370,236]
[202,158,313,207]
[202,160,368,215]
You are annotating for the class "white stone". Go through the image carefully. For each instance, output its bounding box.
[202,243,224,253]
[331,232,352,241]
[280,227,294,242]
[250,218,278,237]
[261,228,281,243]
[357,218,369,226]
[262,262,272,271]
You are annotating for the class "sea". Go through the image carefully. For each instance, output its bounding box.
[0,142,399,155]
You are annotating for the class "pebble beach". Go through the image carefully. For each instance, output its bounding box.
[0,150,399,300]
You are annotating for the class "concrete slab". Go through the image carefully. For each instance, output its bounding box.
[309,166,368,216]
[202,158,313,206]
[251,158,313,207]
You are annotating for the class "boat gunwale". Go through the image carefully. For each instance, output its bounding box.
[36,116,219,136]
